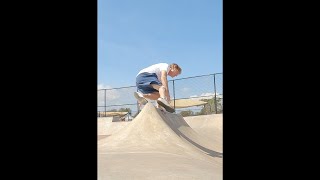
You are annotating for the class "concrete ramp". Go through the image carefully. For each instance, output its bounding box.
[156,109,222,158]
[98,102,222,179]
[185,114,223,151]
[98,117,126,140]
[98,117,130,135]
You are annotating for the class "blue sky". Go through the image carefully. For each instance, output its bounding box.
[98,0,222,89]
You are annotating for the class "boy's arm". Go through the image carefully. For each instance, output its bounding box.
[160,70,170,101]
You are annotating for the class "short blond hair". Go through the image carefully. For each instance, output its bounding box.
[170,63,182,74]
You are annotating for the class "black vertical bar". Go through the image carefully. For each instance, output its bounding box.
[213,74,218,114]
[173,80,176,110]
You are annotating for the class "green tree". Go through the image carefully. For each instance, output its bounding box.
[180,110,194,117]
[198,99,212,115]
[118,108,132,114]
[199,96,223,114]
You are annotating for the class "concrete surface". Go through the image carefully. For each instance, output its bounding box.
[98,103,223,179]
[98,117,130,135]
[184,114,223,150]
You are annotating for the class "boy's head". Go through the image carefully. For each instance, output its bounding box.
[168,63,182,78]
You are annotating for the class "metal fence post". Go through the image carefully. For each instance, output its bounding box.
[173,80,175,110]
[213,74,218,114]
[136,90,140,113]
[104,89,107,116]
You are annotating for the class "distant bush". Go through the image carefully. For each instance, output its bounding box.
[180,110,194,117]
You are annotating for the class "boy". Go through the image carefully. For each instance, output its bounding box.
[134,63,182,112]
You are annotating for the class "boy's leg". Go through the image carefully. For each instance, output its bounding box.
[143,92,160,100]
[150,84,175,112]
[150,84,166,99]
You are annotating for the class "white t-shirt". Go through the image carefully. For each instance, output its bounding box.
[137,63,169,80]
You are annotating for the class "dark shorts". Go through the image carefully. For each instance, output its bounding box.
[136,72,162,94]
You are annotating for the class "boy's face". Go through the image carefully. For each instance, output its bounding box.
[169,69,180,78]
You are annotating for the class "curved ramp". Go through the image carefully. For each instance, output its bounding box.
[98,118,130,135]
[185,114,223,151]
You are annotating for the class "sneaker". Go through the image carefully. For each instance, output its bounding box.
[157,98,175,113]
[134,91,148,105]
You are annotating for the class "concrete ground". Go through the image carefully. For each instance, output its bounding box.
[98,103,223,180]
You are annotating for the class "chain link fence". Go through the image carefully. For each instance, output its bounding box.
[97,73,222,119]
